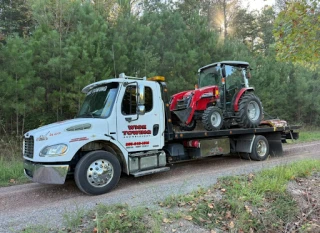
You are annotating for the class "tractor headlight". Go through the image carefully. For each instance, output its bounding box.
[40,144,68,157]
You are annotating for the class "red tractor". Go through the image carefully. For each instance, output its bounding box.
[170,61,263,131]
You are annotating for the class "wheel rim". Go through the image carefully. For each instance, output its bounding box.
[210,112,222,127]
[247,101,260,121]
[87,159,114,187]
[256,140,267,157]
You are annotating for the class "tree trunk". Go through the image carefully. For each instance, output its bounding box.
[223,0,227,39]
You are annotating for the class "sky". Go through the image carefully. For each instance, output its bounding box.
[242,0,276,11]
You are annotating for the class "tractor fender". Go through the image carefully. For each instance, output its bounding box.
[233,88,254,112]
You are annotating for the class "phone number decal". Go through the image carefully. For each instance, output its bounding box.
[126,141,150,147]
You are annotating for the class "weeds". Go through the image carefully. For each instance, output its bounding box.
[0,135,27,186]
[157,159,320,233]
[0,155,28,186]
[92,204,152,233]
[298,131,320,142]
[63,205,86,230]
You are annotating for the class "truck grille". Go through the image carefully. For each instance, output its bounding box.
[24,136,34,159]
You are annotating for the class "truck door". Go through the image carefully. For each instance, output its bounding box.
[116,81,164,152]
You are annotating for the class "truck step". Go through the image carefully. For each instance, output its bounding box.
[131,167,170,177]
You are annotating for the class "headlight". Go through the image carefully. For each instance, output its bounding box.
[40,144,68,157]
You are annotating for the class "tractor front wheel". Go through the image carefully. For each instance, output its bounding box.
[202,106,223,131]
[236,93,262,128]
[180,119,197,131]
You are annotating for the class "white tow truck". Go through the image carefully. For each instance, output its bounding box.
[23,74,299,195]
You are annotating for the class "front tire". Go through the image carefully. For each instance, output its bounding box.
[74,150,121,195]
[236,93,263,128]
[180,119,197,131]
[202,106,223,131]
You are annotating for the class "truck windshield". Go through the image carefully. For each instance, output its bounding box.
[199,66,221,88]
[77,83,119,118]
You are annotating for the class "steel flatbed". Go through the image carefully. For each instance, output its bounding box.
[171,126,300,140]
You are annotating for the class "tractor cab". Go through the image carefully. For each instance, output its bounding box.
[198,61,251,111]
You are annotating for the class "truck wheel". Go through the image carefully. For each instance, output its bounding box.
[202,106,223,131]
[236,93,262,128]
[250,135,269,161]
[180,119,196,131]
[74,150,121,195]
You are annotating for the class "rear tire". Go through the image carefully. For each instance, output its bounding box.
[202,106,223,131]
[236,93,262,128]
[250,135,269,161]
[74,150,121,195]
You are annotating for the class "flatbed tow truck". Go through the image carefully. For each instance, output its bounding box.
[23,74,299,195]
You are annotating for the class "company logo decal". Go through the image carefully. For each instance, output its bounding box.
[49,132,61,137]
[122,125,151,137]
[69,137,89,143]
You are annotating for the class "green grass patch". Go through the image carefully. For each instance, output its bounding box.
[160,159,320,232]
[298,131,320,142]
[91,204,159,233]
[0,137,27,187]
[0,156,28,186]
[63,205,86,230]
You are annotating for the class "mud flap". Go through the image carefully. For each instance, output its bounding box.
[263,132,283,156]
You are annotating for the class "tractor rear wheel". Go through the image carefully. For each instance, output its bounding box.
[202,106,223,131]
[236,93,262,128]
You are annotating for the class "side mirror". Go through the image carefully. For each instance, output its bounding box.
[136,84,145,115]
[137,84,145,105]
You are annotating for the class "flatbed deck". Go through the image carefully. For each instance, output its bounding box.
[171,126,300,141]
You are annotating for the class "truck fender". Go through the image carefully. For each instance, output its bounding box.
[76,139,129,174]
[233,87,254,112]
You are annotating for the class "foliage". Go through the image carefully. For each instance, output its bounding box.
[0,0,33,39]
[274,0,320,64]
[0,0,320,136]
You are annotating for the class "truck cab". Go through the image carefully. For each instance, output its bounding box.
[24,74,169,195]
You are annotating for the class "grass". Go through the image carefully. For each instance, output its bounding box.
[298,130,320,142]
[0,136,28,186]
[0,155,28,186]
[17,159,320,233]
[159,159,320,233]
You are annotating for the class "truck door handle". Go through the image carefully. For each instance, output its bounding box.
[153,124,159,136]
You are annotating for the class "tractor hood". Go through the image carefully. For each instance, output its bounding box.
[179,85,219,99]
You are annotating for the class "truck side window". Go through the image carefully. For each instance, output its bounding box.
[122,86,153,115]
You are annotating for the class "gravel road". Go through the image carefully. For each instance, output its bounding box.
[1,141,320,232]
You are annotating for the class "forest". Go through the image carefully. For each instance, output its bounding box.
[0,0,319,137]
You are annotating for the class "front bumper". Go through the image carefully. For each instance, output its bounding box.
[24,160,69,184]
